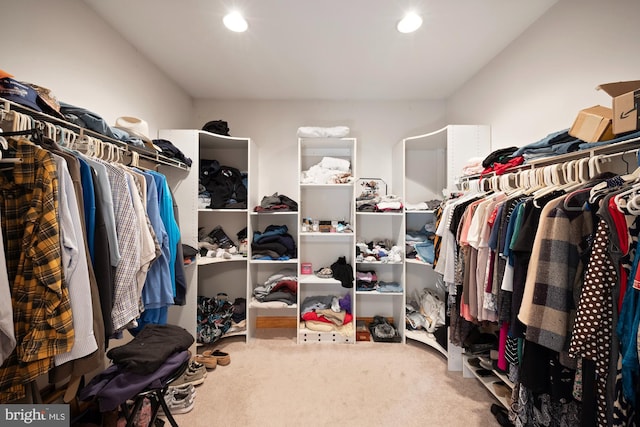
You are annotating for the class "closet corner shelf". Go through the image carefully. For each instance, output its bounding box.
[405,209,435,214]
[197,254,247,266]
[299,231,354,238]
[405,258,434,267]
[299,183,354,188]
[249,259,298,265]
[473,355,515,389]
[198,208,247,213]
[298,274,341,285]
[355,260,404,265]
[404,329,447,357]
[356,211,403,216]
[355,290,403,296]
[250,211,298,216]
[462,356,512,408]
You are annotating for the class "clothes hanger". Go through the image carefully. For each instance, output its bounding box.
[588,150,640,203]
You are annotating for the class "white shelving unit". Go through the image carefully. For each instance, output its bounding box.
[354,210,405,343]
[160,129,257,344]
[462,354,514,408]
[247,210,299,340]
[297,137,357,344]
[393,125,491,368]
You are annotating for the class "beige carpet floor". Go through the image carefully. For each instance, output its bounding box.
[171,329,502,427]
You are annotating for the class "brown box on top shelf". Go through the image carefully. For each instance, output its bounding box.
[568,105,614,142]
[597,80,640,134]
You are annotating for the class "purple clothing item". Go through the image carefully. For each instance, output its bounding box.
[79,350,190,412]
[339,293,352,313]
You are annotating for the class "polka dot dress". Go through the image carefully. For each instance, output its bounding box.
[569,219,615,427]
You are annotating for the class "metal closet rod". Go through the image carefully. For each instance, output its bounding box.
[0,97,190,171]
[457,136,640,189]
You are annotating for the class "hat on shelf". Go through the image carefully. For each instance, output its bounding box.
[25,82,65,119]
[0,77,43,112]
[0,69,14,79]
[114,116,162,153]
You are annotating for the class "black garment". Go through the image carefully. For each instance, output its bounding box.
[202,120,230,135]
[92,167,115,344]
[107,324,194,375]
[331,256,354,288]
[170,186,187,306]
[152,139,192,167]
[482,146,518,168]
[581,358,597,427]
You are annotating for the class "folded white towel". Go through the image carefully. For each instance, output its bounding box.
[320,156,350,171]
[297,126,350,138]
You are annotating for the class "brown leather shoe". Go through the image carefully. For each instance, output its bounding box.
[204,349,231,366]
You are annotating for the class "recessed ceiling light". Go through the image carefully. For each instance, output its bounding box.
[223,11,248,32]
[397,12,422,33]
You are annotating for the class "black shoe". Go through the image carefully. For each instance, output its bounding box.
[495,410,514,427]
[490,403,504,416]
[468,357,481,368]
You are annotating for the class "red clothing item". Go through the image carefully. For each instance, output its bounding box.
[608,196,629,311]
[301,311,353,325]
[480,156,524,176]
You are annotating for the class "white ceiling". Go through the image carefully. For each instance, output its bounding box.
[83,0,558,101]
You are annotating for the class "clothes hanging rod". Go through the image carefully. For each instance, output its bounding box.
[0,97,190,171]
[457,135,640,185]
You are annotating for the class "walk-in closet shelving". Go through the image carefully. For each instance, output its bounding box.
[247,210,299,340]
[394,125,491,369]
[354,211,405,342]
[462,354,512,408]
[160,129,257,344]
[297,137,357,343]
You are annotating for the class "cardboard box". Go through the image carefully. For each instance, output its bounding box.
[597,80,640,134]
[568,105,614,142]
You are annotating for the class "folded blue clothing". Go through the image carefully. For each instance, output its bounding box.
[377,281,403,293]
[414,240,435,264]
[578,129,640,150]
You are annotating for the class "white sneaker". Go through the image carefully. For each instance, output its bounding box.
[162,386,196,415]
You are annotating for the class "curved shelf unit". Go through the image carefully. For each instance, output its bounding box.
[197,254,247,266]
[248,259,298,264]
[355,290,403,296]
[404,329,447,357]
[462,355,513,408]
[355,260,404,265]
[356,211,404,216]
[405,258,433,267]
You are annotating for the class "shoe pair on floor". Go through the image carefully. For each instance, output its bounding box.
[162,384,197,415]
[195,349,231,370]
[491,403,514,427]
[169,360,208,387]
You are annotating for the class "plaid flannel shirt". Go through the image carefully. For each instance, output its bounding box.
[0,138,74,402]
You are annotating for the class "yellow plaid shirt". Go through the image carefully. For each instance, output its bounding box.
[0,137,74,402]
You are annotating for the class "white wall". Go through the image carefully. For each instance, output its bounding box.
[6,0,639,189]
[192,100,445,199]
[447,0,640,150]
[0,0,192,136]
